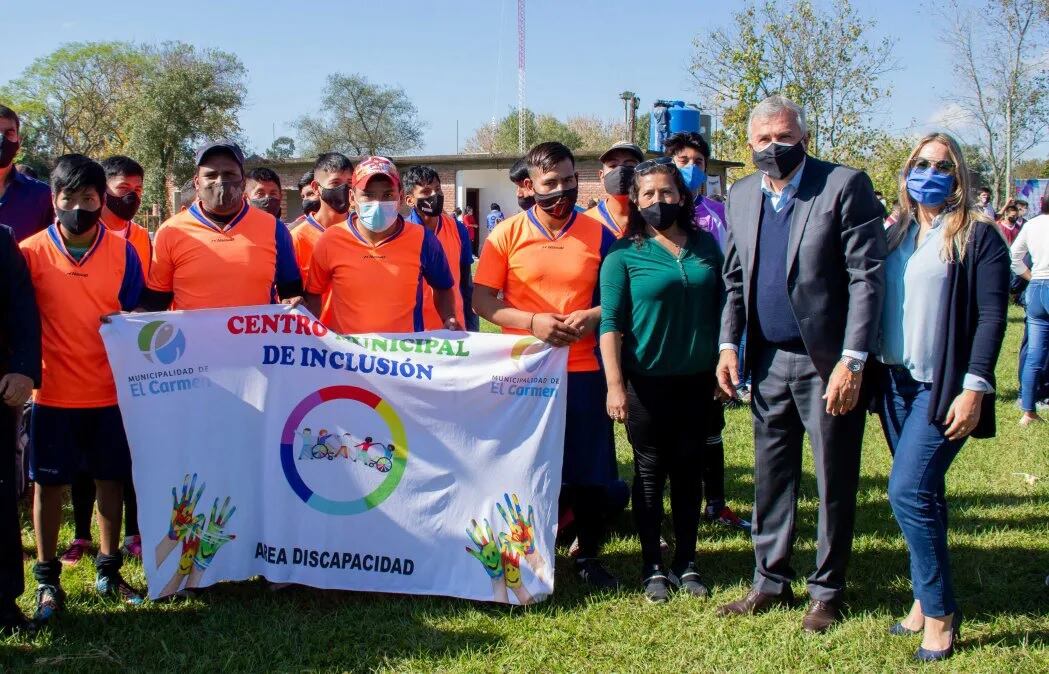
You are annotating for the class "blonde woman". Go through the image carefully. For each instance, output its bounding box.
[873,132,1010,661]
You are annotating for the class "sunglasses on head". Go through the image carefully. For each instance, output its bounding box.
[912,158,956,174]
[635,156,675,173]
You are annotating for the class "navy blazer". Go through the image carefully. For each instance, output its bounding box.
[0,224,41,385]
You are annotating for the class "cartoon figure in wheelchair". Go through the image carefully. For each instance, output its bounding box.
[354,436,394,473]
[309,429,349,461]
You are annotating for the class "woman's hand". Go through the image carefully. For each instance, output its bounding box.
[944,389,984,440]
[606,383,628,424]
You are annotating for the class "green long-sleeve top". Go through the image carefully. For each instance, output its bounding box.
[599,232,724,376]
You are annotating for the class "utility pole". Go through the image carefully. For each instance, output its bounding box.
[517,0,526,154]
[620,91,639,142]
[1005,97,1013,205]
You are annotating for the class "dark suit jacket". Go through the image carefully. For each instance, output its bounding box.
[720,156,887,380]
[0,224,41,385]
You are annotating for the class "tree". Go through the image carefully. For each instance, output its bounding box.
[942,0,1049,205]
[850,132,916,202]
[0,42,146,166]
[294,74,425,157]
[123,42,246,216]
[689,0,896,166]
[265,136,296,161]
[463,109,582,154]
[1013,157,1049,180]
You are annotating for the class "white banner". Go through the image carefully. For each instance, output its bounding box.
[100,305,567,604]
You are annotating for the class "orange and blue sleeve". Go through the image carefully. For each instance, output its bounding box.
[119,241,145,311]
[274,220,301,286]
[419,228,454,291]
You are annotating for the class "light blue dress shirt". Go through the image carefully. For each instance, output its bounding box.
[759,159,806,213]
[879,217,992,392]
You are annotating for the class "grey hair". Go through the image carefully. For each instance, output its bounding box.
[747,95,808,137]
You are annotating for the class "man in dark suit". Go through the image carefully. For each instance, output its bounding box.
[0,223,41,635]
[714,95,887,632]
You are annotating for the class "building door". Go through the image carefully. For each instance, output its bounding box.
[466,188,481,253]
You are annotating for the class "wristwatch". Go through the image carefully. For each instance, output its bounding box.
[840,356,864,374]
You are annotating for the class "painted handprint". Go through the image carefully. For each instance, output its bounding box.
[168,473,205,541]
[465,518,503,579]
[496,492,536,555]
[499,533,535,605]
[193,497,237,571]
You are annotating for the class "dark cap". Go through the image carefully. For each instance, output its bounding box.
[194,139,245,168]
[599,141,644,163]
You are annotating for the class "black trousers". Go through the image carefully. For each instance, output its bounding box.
[749,346,865,602]
[0,404,23,606]
[625,370,714,570]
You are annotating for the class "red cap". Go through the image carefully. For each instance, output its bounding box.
[353,156,401,190]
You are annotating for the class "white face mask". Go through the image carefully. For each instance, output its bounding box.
[357,200,400,232]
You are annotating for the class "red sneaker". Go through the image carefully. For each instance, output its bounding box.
[59,538,93,566]
[707,505,752,532]
[122,535,142,560]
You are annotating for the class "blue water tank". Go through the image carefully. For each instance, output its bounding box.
[648,100,702,153]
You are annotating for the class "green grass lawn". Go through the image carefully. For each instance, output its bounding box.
[2,308,1047,672]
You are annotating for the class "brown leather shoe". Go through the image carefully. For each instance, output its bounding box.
[802,599,843,633]
[716,586,795,617]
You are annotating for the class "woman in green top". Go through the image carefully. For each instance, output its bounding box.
[599,157,724,603]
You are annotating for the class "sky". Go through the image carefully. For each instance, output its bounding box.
[0,0,972,158]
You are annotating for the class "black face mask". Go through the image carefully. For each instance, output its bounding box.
[533,186,578,220]
[1007,215,1018,223]
[57,207,102,235]
[105,192,141,221]
[0,137,18,169]
[518,195,536,211]
[320,184,350,214]
[249,196,282,218]
[416,193,444,217]
[199,179,244,213]
[639,202,680,232]
[602,166,635,196]
[302,198,320,215]
[752,140,806,180]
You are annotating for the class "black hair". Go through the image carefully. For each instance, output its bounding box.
[509,158,530,185]
[525,142,575,175]
[874,190,883,198]
[50,153,106,200]
[298,170,314,191]
[313,152,353,175]
[402,165,441,194]
[490,203,500,211]
[101,155,144,181]
[178,178,197,210]
[247,166,281,190]
[0,104,19,131]
[978,186,991,194]
[453,207,462,216]
[1015,199,1028,207]
[663,131,710,161]
[623,162,697,245]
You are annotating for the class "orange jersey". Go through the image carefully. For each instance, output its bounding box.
[475,208,616,372]
[584,199,628,239]
[101,212,153,275]
[147,201,300,310]
[305,216,454,334]
[410,211,470,329]
[291,214,335,323]
[20,225,144,407]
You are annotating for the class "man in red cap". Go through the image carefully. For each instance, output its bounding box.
[304,156,459,333]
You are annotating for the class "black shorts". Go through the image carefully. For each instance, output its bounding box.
[29,404,132,485]
[562,371,617,487]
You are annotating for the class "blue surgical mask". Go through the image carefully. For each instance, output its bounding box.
[678,164,707,195]
[905,168,955,207]
[357,201,400,232]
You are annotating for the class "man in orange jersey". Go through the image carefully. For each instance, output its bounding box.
[138,140,302,311]
[402,164,478,330]
[20,155,145,624]
[304,156,459,333]
[583,141,644,238]
[287,170,320,228]
[245,166,284,219]
[474,141,619,590]
[63,155,153,568]
[290,153,353,323]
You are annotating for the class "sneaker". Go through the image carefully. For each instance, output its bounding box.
[575,558,620,590]
[95,573,144,605]
[33,583,64,624]
[59,538,92,566]
[669,562,710,598]
[643,569,671,604]
[121,535,142,560]
[706,505,752,532]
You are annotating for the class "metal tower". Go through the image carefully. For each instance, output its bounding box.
[517,0,526,154]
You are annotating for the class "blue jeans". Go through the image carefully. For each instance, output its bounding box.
[1021,280,1049,412]
[877,366,965,617]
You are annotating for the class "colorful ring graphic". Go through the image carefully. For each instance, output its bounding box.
[510,336,546,372]
[280,386,408,515]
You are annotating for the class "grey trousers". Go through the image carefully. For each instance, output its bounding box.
[749,346,866,602]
